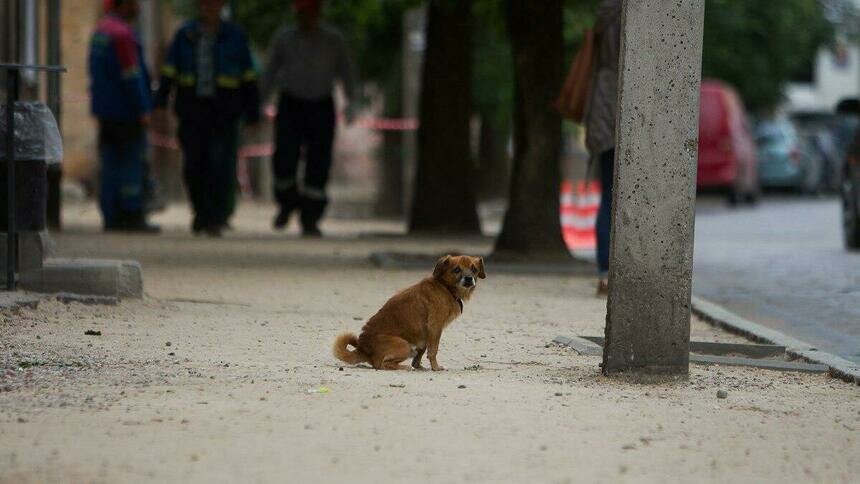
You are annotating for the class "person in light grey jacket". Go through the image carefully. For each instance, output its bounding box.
[260,0,356,236]
[584,0,622,295]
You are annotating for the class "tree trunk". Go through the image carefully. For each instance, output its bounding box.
[476,113,510,201]
[374,70,405,218]
[493,0,569,261]
[409,0,481,235]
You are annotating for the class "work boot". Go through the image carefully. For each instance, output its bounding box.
[204,224,223,238]
[191,215,205,236]
[103,220,124,232]
[273,189,300,231]
[299,194,328,238]
[121,212,161,234]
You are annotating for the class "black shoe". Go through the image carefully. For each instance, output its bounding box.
[104,221,124,232]
[273,208,292,231]
[302,225,322,238]
[299,195,328,237]
[106,213,161,234]
[274,189,300,231]
[123,219,161,234]
[204,225,223,238]
[192,217,205,236]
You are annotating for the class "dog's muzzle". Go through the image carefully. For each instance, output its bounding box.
[461,276,475,288]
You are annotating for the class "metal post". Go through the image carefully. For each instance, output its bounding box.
[46,0,62,230]
[602,0,706,377]
[6,69,18,290]
[47,0,61,122]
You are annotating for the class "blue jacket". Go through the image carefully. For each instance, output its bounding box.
[154,20,260,123]
[89,14,152,121]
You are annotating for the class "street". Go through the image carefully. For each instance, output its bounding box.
[694,195,860,364]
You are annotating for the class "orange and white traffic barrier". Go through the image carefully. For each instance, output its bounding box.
[560,180,600,251]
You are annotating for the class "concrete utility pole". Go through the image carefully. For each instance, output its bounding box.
[602,0,705,377]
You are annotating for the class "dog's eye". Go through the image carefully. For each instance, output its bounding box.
[453,267,462,274]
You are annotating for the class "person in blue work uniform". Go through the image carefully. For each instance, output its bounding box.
[89,0,160,233]
[154,0,260,237]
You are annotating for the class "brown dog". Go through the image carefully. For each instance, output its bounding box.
[333,255,485,371]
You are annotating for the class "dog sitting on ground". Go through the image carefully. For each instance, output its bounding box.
[333,255,486,371]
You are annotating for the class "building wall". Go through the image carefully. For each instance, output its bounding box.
[785,0,860,113]
[786,43,860,113]
[60,0,102,185]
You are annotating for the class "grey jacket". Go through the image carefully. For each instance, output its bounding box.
[261,23,356,102]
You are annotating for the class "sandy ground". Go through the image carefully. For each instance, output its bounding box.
[0,202,858,484]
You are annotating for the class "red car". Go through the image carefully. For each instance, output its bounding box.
[697,80,758,203]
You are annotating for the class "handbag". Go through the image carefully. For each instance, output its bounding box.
[554,29,597,123]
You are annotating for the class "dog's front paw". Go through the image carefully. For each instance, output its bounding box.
[431,365,445,372]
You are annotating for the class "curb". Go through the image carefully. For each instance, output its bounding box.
[691,296,860,385]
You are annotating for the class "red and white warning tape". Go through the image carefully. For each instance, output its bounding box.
[560,180,600,251]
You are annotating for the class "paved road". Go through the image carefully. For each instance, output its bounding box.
[693,195,860,364]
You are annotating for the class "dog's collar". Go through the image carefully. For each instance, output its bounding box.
[445,287,464,314]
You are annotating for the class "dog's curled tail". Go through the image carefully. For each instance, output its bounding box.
[333,332,368,365]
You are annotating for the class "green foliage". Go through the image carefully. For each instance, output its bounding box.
[702,0,834,112]
[473,0,512,129]
[171,0,839,117]
[563,0,601,55]
[171,0,601,124]
[473,0,600,130]
[170,1,418,86]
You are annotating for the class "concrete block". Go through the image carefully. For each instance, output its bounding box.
[19,258,143,298]
[0,292,41,310]
[562,334,828,374]
[689,354,828,374]
[581,335,786,359]
[603,0,706,376]
[553,335,603,356]
[55,292,120,306]
[0,230,52,272]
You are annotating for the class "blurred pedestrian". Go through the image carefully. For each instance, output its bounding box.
[88,0,160,233]
[585,0,622,296]
[261,0,356,236]
[154,0,260,237]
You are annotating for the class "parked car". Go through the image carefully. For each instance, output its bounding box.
[837,98,860,250]
[755,118,824,193]
[697,80,758,204]
[792,111,860,192]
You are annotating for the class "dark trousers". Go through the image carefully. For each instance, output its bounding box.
[272,93,335,228]
[596,148,615,276]
[98,120,145,226]
[178,113,239,230]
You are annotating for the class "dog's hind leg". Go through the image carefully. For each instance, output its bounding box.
[371,336,413,370]
[411,347,426,369]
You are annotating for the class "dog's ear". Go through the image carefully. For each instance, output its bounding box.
[433,255,452,278]
[474,257,486,279]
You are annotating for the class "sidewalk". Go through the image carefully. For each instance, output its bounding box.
[0,202,857,483]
